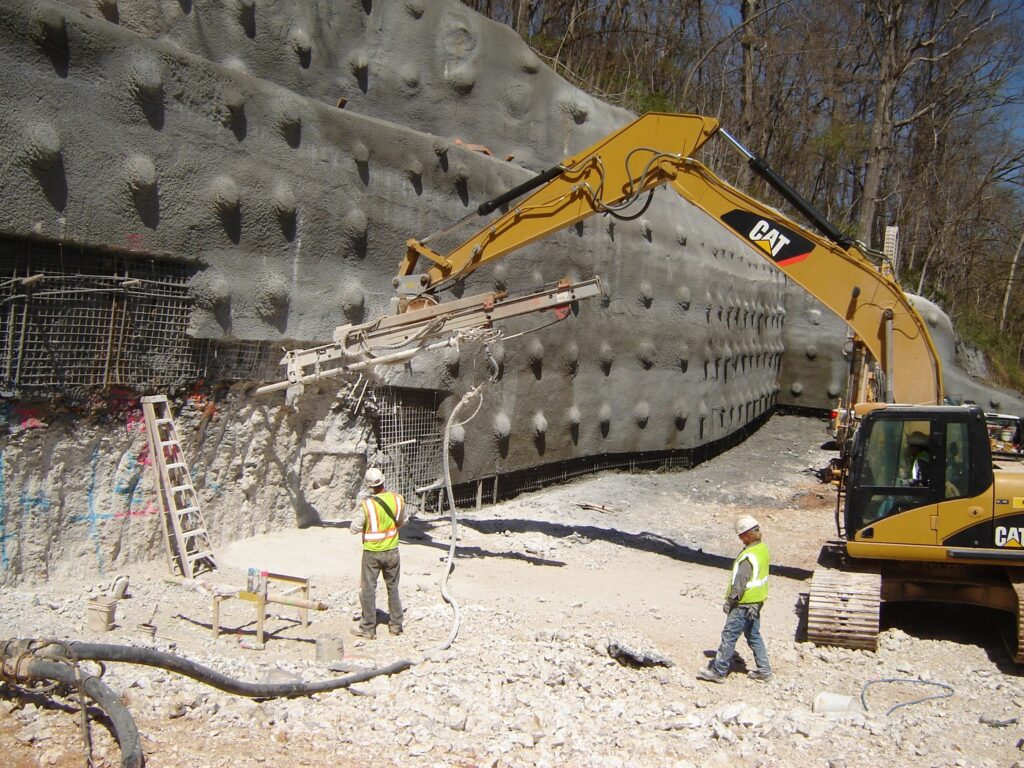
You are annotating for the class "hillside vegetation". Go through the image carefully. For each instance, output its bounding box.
[468,0,1024,389]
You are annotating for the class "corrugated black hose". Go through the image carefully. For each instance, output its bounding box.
[55,641,414,697]
[1,645,142,768]
[28,658,143,768]
[4,638,415,767]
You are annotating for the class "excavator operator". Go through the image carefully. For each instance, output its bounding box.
[904,432,931,487]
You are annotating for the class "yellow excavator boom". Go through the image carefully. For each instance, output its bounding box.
[396,112,944,407]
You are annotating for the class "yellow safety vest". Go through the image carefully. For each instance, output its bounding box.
[361,492,404,552]
[728,540,769,604]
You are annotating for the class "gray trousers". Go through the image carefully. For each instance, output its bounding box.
[359,547,402,633]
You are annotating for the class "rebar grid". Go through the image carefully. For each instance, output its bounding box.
[0,243,283,396]
[1,245,195,393]
[195,339,280,383]
[372,387,444,500]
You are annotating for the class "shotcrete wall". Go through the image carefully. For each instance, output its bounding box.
[0,0,1018,584]
[907,295,1024,413]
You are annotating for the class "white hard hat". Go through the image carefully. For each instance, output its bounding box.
[735,515,759,535]
[365,468,385,488]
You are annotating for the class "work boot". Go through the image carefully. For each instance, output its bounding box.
[747,670,772,681]
[350,625,375,639]
[389,625,403,636]
[696,668,727,684]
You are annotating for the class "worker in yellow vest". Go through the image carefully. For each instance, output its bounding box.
[349,468,410,639]
[697,515,772,683]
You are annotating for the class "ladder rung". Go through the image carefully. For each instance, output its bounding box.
[170,485,194,494]
[165,462,187,471]
[181,529,208,540]
[160,440,180,447]
[174,506,199,515]
[155,418,174,425]
[187,551,214,563]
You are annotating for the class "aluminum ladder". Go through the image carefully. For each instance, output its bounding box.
[141,395,217,577]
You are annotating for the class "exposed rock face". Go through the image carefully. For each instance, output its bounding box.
[0,0,1018,583]
[0,388,368,585]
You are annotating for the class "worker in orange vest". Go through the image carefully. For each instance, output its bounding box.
[349,468,410,639]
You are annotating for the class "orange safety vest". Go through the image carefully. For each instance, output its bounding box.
[361,492,404,551]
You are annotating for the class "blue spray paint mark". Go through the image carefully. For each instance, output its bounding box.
[85,444,105,576]
[19,491,52,515]
[113,452,140,494]
[112,450,146,516]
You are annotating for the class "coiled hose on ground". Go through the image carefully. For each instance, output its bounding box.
[2,639,143,768]
[3,637,416,766]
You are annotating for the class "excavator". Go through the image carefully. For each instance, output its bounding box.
[263,112,1024,663]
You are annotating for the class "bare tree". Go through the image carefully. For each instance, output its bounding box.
[466,0,1024,366]
[1000,231,1023,331]
[855,0,1020,247]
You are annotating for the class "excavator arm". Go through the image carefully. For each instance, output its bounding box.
[395,112,943,407]
[667,160,942,406]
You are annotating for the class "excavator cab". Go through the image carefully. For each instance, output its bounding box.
[844,405,994,548]
[809,404,1024,662]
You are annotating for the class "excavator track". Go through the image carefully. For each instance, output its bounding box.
[1013,573,1024,665]
[806,568,882,651]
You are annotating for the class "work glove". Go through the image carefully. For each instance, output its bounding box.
[722,601,733,614]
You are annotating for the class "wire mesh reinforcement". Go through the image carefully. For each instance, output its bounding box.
[370,387,445,500]
[0,241,285,397]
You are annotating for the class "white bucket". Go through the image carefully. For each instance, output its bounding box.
[315,635,345,663]
[86,596,118,632]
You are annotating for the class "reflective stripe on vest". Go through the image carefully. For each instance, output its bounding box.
[729,540,769,604]
[362,492,403,552]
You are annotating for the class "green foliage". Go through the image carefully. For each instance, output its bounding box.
[629,92,677,115]
[806,124,869,159]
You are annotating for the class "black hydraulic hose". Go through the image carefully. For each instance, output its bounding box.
[20,657,143,768]
[60,642,413,698]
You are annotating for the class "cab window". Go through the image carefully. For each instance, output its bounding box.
[850,419,936,527]
[943,422,969,500]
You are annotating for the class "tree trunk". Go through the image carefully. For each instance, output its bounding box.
[916,240,938,296]
[511,0,530,38]
[1001,230,1024,332]
[857,1,902,248]
[736,0,758,190]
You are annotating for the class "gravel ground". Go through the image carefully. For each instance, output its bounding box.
[2,413,1023,768]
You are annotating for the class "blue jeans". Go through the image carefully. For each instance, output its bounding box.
[710,603,770,676]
